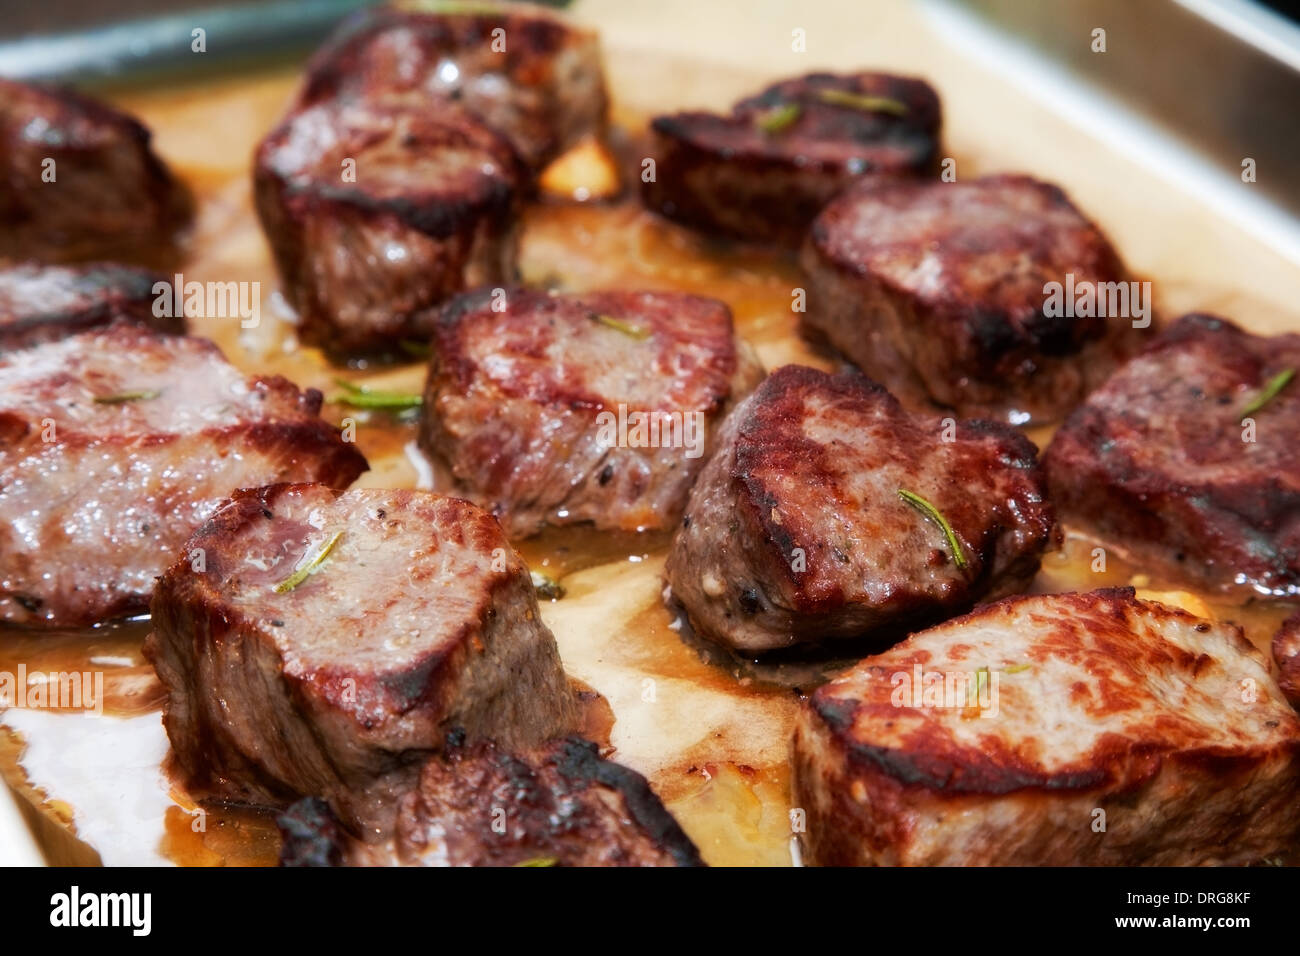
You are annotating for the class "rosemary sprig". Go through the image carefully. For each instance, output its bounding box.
[93,389,160,405]
[754,102,802,135]
[331,378,423,410]
[403,1,508,15]
[1241,368,1294,418]
[815,88,908,116]
[898,488,968,572]
[272,531,344,594]
[399,339,432,359]
[588,313,650,340]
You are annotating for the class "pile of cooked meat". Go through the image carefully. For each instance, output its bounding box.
[1,0,1297,868]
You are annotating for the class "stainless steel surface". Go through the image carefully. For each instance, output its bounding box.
[0,0,378,87]
[930,0,1300,222]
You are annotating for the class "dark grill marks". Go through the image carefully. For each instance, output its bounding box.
[1044,313,1300,597]
[278,736,703,867]
[664,365,1056,654]
[800,174,1144,424]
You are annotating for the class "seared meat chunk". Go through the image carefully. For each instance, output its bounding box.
[643,72,939,246]
[1044,313,1300,597]
[254,96,522,357]
[794,588,1300,865]
[279,735,703,867]
[1274,612,1300,708]
[801,174,1143,424]
[0,78,191,265]
[295,1,606,171]
[0,261,179,351]
[419,287,763,538]
[0,326,366,627]
[145,483,576,836]
[664,365,1055,654]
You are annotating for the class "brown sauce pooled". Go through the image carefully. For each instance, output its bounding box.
[161,801,282,868]
[1037,532,1292,657]
[0,619,160,718]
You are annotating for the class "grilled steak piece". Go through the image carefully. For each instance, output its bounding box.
[794,588,1300,866]
[664,365,1056,654]
[294,1,607,171]
[643,72,939,246]
[0,326,366,628]
[801,173,1143,424]
[279,735,703,867]
[0,78,191,266]
[254,96,523,357]
[1044,313,1300,598]
[0,261,179,351]
[145,483,577,836]
[419,287,763,538]
[1274,612,1300,708]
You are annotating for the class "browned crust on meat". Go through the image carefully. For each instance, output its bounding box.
[801,173,1143,423]
[0,79,191,266]
[151,482,525,726]
[737,366,1048,609]
[278,735,704,867]
[395,735,703,866]
[794,588,1300,865]
[254,97,522,357]
[294,2,607,170]
[419,286,763,536]
[156,486,527,717]
[145,482,575,833]
[643,72,939,245]
[1274,612,1300,709]
[665,364,1056,653]
[811,588,1254,793]
[1044,312,1300,597]
[0,326,367,626]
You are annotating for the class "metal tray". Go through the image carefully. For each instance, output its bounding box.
[2,0,1299,867]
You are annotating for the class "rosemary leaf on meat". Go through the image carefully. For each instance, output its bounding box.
[93,389,160,404]
[1003,663,1032,674]
[272,531,344,594]
[815,88,908,116]
[410,1,511,15]
[588,312,650,340]
[514,856,559,867]
[897,488,968,572]
[399,339,433,359]
[1241,367,1295,418]
[331,377,423,410]
[754,102,802,134]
